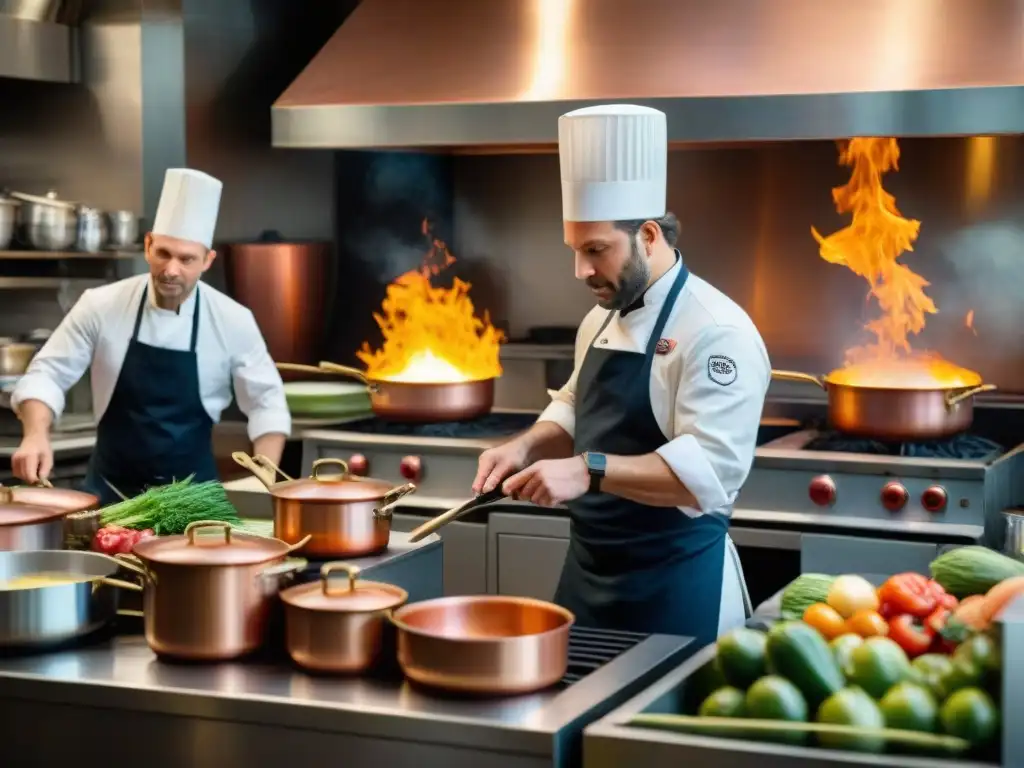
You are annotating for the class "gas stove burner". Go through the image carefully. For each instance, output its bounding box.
[561,626,647,685]
[804,431,1004,461]
[342,412,539,439]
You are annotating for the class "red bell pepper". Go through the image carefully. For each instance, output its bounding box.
[888,614,935,657]
[878,573,946,618]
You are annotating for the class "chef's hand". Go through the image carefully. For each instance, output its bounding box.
[473,438,532,494]
[12,434,53,484]
[502,456,589,508]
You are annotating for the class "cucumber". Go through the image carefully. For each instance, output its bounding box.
[717,628,768,689]
[780,573,835,620]
[628,713,970,755]
[929,546,1024,598]
[765,621,845,708]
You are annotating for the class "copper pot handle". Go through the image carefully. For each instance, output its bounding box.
[231,451,276,489]
[374,483,418,520]
[275,362,327,376]
[96,576,143,592]
[185,520,233,544]
[34,477,54,488]
[321,561,361,595]
[107,552,156,585]
[253,454,294,482]
[945,383,997,408]
[770,369,827,389]
[317,361,372,386]
[311,457,350,480]
[0,486,10,504]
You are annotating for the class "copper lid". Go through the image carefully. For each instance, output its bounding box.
[0,487,68,526]
[268,458,404,503]
[132,521,291,566]
[8,484,98,514]
[280,562,407,612]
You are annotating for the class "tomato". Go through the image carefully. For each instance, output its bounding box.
[846,609,889,637]
[887,614,934,658]
[937,591,959,610]
[878,574,939,618]
[803,602,848,640]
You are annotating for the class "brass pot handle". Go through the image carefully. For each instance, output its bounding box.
[318,361,372,386]
[374,482,417,519]
[231,451,276,489]
[770,369,827,389]
[253,454,294,482]
[185,520,233,545]
[311,457,350,480]
[96,577,143,593]
[275,362,327,375]
[0,486,10,504]
[946,383,997,409]
[34,477,53,489]
[320,561,360,595]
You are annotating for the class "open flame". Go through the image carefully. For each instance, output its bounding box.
[356,221,505,383]
[812,138,980,389]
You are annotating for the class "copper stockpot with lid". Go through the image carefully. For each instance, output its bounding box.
[129,521,309,660]
[280,561,408,673]
[1,481,102,550]
[0,485,77,551]
[232,453,416,558]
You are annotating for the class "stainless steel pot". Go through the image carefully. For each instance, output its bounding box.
[10,190,78,251]
[0,487,68,551]
[0,196,17,250]
[128,521,309,660]
[0,0,63,22]
[75,206,108,252]
[0,339,37,376]
[107,210,139,248]
[0,549,141,648]
[1005,511,1024,561]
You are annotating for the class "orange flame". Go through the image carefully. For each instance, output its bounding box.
[356,221,505,383]
[812,138,979,389]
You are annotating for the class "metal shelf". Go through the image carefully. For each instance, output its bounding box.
[0,16,78,84]
[0,250,143,260]
[0,277,106,290]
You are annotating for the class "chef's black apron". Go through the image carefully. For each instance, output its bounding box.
[84,285,217,506]
[553,261,730,645]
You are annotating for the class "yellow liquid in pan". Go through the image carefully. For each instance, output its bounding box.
[0,572,97,591]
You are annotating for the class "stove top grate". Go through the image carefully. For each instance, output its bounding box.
[340,412,539,439]
[803,431,1004,461]
[561,626,647,685]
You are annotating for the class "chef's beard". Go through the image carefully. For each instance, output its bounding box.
[586,237,651,310]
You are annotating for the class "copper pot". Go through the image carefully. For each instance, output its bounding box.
[1,480,101,550]
[280,561,407,673]
[129,521,309,661]
[276,361,495,422]
[391,595,574,695]
[0,487,68,551]
[232,452,416,558]
[772,369,997,442]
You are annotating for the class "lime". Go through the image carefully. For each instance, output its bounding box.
[816,687,886,753]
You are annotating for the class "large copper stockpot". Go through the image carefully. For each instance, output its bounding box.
[276,361,495,422]
[391,595,574,695]
[771,369,997,442]
[0,487,70,551]
[129,521,309,661]
[232,452,416,558]
[280,562,408,673]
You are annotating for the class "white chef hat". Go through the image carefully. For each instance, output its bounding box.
[152,168,223,249]
[558,104,668,223]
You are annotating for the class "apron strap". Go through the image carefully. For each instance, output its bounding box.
[133,283,202,352]
[643,254,690,361]
[131,284,148,341]
[189,286,201,353]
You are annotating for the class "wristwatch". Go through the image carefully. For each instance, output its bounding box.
[582,452,607,494]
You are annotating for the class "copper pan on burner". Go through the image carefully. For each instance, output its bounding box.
[390,595,573,695]
[275,361,494,423]
[772,368,997,442]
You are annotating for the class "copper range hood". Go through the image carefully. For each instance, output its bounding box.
[272,0,1024,151]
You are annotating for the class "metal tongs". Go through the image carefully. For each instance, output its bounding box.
[408,485,506,542]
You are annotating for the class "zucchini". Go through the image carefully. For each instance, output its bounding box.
[930,546,1024,598]
[628,714,970,756]
[765,621,845,708]
[780,573,835,620]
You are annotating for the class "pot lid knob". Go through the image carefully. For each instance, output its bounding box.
[186,520,234,545]
[321,561,361,595]
[311,457,350,482]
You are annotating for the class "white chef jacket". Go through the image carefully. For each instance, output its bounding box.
[11,274,291,443]
[538,259,770,517]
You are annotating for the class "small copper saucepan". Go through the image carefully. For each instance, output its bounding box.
[391,595,574,695]
[232,452,416,558]
[280,561,408,673]
[0,486,72,551]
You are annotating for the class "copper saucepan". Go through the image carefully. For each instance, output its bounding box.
[275,361,495,422]
[772,368,997,442]
[280,561,408,673]
[232,452,416,558]
[391,595,574,695]
[127,521,310,661]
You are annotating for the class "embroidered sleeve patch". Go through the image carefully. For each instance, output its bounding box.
[707,355,738,386]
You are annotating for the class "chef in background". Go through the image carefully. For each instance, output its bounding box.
[11,168,290,504]
[474,105,770,645]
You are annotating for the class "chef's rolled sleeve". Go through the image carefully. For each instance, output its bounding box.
[655,324,770,514]
[537,392,576,438]
[11,291,100,419]
[231,311,291,442]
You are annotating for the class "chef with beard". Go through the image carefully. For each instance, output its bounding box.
[473,105,770,644]
[11,168,290,504]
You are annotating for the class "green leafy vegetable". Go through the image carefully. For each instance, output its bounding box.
[99,476,243,535]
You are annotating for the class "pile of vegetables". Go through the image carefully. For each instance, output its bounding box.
[630,546,1024,759]
[91,477,244,555]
